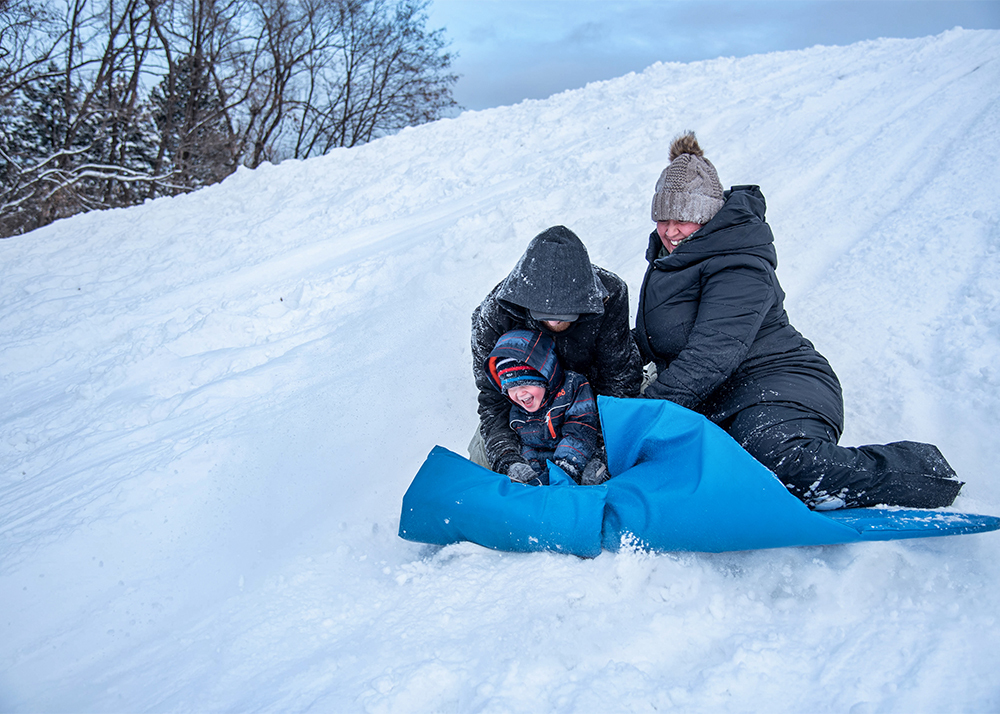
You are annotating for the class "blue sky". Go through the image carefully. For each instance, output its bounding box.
[426,0,1000,111]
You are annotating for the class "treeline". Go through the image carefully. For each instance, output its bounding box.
[0,0,457,237]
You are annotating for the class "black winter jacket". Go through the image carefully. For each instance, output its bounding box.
[635,185,844,434]
[472,227,642,474]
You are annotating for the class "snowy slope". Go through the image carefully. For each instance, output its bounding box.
[2,29,1000,713]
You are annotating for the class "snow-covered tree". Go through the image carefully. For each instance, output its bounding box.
[0,0,458,237]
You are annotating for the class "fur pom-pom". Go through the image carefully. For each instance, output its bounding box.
[669,132,703,162]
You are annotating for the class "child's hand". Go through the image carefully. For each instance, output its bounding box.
[507,462,537,483]
[581,458,609,485]
[554,458,581,481]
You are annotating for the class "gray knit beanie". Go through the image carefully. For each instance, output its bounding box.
[650,132,724,224]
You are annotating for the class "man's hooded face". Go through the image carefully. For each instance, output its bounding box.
[540,319,573,333]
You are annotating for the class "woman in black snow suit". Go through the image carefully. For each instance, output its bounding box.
[633,132,963,510]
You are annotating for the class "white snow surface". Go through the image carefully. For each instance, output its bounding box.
[3,29,1000,713]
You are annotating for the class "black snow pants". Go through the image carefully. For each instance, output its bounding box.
[724,404,963,510]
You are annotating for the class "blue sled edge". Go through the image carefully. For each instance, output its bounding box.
[820,508,1000,541]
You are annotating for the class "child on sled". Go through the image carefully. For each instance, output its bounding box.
[485,329,608,485]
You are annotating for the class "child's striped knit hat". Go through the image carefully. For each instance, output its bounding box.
[496,358,546,393]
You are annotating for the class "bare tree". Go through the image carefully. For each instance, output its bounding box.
[230,0,455,165]
[145,0,248,192]
[235,0,323,167]
[0,0,60,102]
[292,0,456,158]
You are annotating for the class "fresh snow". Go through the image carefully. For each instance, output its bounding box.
[2,29,1000,713]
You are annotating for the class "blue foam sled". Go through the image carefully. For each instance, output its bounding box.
[597,396,1000,551]
[398,397,999,554]
[598,397,856,552]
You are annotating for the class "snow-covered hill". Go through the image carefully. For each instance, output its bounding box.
[2,28,999,713]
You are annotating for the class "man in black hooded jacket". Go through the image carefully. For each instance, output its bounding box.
[471,226,642,481]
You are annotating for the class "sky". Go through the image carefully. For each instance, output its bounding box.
[427,0,1000,110]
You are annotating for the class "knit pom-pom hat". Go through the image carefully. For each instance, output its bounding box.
[650,132,724,224]
[496,358,546,393]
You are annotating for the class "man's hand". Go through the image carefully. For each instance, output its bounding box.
[507,462,537,483]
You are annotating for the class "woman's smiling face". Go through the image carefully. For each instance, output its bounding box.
[656,220,703,253]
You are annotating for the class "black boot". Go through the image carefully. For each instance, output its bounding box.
[848,441,964,509]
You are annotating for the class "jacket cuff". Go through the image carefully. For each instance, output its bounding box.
[492,451,523,475]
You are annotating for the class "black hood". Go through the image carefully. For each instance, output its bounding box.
[498,226,609,316]
[645,185,777,271]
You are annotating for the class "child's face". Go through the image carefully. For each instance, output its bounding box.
[507,384,546,413]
